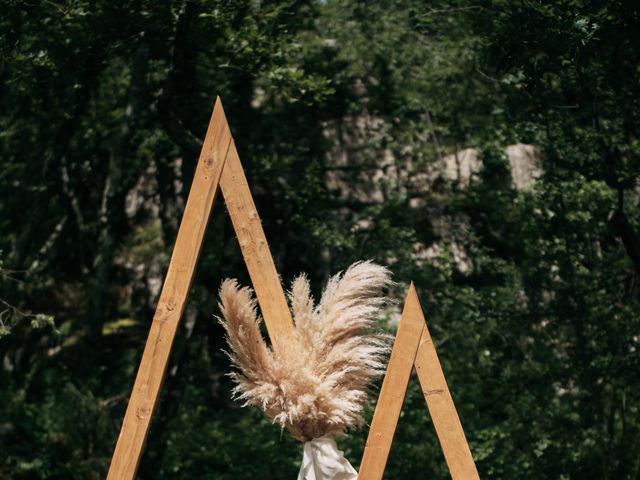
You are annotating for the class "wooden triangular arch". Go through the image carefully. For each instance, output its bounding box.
[359,284,479,479]
[107,98,295,479]
[107,98,478,479]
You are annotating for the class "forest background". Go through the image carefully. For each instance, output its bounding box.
[1,1,639,478]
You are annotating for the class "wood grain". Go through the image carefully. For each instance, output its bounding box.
[415,314,480,480]
[358,283,425,480]
[107,98,231,480]
[219,136,294,350]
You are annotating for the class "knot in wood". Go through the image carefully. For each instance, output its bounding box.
[135,405,150,419]
[204,153,216,170]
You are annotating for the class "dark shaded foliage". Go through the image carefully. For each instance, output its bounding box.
[1,1,639,478]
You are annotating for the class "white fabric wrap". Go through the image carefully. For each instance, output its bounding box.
[297,436,358,480]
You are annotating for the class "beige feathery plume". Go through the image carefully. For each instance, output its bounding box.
[218,261,392,442]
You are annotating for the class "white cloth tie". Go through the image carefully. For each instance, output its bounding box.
[297,436,358,480]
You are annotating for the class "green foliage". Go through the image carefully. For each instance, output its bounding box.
[1,0,639,479]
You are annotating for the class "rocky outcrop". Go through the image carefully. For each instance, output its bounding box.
[417,143,542,192]
[323,115,542,275]
[506,144,542,189]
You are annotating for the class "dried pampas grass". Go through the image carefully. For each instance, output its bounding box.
[217,261,392,442]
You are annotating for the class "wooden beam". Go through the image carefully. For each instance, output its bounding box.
[358,283,425,480]
[107,97,231,479]
[415,318,479,479]
[219,138,294,349]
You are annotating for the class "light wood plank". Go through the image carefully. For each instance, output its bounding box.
[107,97,231,480]
[358,283,425,480]
[219,137,294,350]
[414,311,480,479]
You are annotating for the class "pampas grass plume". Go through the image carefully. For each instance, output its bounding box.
[217,261,392,442]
